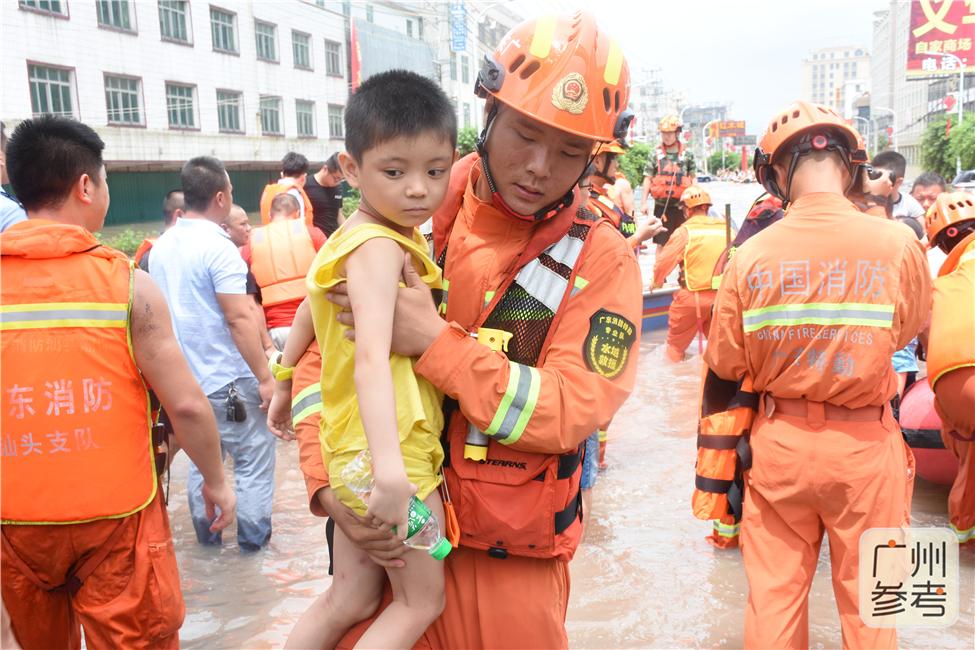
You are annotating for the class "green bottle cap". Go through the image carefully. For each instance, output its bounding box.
[429,538,452,561]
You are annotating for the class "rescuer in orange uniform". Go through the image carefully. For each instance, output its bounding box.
[639,114,695,247]
[259,151,315,225]
[0,116,235,649]
[652,184,726,362]
[706,101,930,649]
[587,140,661,250]
[268,13,642,648]
[924,191,975,544]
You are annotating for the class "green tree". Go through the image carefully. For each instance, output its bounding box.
[948,113,975,175]
[342,187,361,218]
[708,150,741,173]
[457,126,478,157]
[921,114,957,180]
[618,141,651,188]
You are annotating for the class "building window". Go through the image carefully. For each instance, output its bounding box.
[210,6,237,53]
[406,19,413,38]
[97,0,134,31]
[255,20,277,62]
[296,100,316,137]
[328,104,344,138]
[461,54,469,84]
[104,75,143,125]
[324,39,341,76]
[366,3,373,22]
[463,103,471,129]
[260,96,283,135]
[165,83,196,128]
[19,0,67,16]
[292,30,311,69]
[159,1,190,43]
[450,52,457,81]
[216,89,242,133]
[28,64,74,117]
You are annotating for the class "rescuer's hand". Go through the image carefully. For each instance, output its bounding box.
[202,479,237,533]
[258,376,274,412]
[267,384,295,441]
[319,488,408,568]
[636,216,665,242]
[328,252,447,357]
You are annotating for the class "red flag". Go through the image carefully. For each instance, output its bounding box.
[350,18,362,92]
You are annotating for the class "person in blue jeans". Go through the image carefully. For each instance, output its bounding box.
[150,156,277,551]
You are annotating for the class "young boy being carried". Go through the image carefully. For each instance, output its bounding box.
[267,69,457,648]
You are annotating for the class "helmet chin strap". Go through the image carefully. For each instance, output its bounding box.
[475,104,578,222]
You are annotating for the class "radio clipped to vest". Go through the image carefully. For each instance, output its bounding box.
[464,328,514,461]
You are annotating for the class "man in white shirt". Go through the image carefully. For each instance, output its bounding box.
[872,150,925,221]
[150,156,277,552]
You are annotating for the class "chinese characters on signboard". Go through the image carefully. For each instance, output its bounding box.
[906,0,975,76]
[859,528,960,627]
[449,1,467,53]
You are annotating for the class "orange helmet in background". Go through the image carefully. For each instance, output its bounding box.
[681,184,712,209]
[924,191,975,246]
[659,114,682,133]
[753,100,868,201]
[593,139,627,156]
[475,12,632,143]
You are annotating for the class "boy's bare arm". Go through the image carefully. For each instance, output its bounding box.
[267,298,315,440]
[345,237,416,535]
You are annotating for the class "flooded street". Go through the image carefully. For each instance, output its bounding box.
[165,183,973,648]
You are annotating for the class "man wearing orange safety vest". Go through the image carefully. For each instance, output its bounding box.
[706,101,930,648]
[639,114,695,246]
[924,192,975,544]
[270,13,642,648]
[587,140,661,251]
[259,151,315,225]
[134,189,184,272]
[652,184,726,363]
[241,193,326,351]
[0,116,236,648]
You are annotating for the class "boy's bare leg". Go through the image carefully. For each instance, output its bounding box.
[286,526,385,649]
[354,493,447,649]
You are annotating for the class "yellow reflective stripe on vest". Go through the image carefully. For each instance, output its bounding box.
[291,383,322,427]
[742,302,894,333]
[711,274,723,290]
[0,302,128,330]
[484,361,541,445]
[951,521,975,543]
[713,519,740,537]
[570,275,589,297]
[484,290,496,308]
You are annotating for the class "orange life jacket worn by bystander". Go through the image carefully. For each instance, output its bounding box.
[250,219,317,306]
[259,182,314,225]
[649,144,692,201]
[133,237,156,265]
[0,220,156,524]
[431,154,603,562]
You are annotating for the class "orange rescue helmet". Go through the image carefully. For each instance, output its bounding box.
[659,114,682,133]
[593,139,627,156]
[681,184,712,209]
[924,191,975,245]
[475,12,632,142]
[753,100,868,201]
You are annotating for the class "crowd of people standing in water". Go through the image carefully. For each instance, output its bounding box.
[1,10,973,650]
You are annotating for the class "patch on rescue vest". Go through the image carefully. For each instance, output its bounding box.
[584,309,636,379]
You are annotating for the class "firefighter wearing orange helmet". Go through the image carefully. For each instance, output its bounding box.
[587,140,663,249]
[268,13,643,648]
[639,114,696,247]
[705,100,930,648]
[924,191,975,544]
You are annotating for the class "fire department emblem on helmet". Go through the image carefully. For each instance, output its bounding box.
[551,72,588,115]
[584,309,636,379]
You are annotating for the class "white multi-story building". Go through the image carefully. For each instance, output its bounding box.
[800,45,871,115]
[2,0,348,222]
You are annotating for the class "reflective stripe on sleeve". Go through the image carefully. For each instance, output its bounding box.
[742,302,894,333]
[483,361,541,445]
[291,384,323,427]
[0,302,128,330]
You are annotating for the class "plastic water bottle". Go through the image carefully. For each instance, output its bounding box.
[340,450,452,561]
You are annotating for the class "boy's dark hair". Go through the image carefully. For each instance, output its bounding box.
[5,116,105,211]
[181,156,228,212]
[912,171,947,191]
[281,152,309,177]
[871,150,906,180]
[162,189,184,225]
[270,192,300,216]
[345,69,457,161]
[324,152,341,173]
